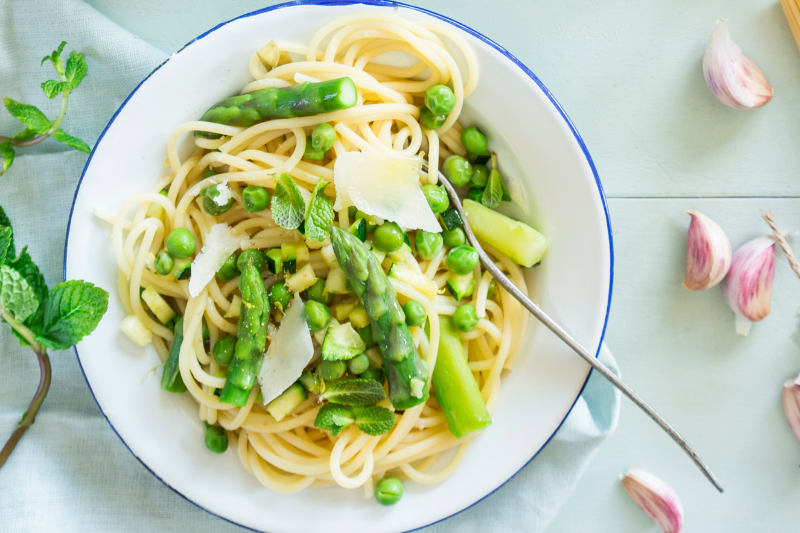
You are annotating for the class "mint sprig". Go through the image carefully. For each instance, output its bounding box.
[271,173,307,230]
[0,41,91,175]
[304,179,335,242]
[319,378,386,406]
[313,402,396,436]
[314,403,355,436]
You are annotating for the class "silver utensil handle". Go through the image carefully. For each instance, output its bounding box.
[433,168,723,493]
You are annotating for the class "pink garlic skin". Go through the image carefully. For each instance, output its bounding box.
[702,19,774,110]
[683,211,731,291]
[621,468,684,533]
[721,235,776,335]
[782,377,800,445]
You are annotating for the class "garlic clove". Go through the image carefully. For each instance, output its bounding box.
[782,374,800,445]
[721,235,776,335]
[702,19,774,110]
[621,468,684,533]
[683,211,731,291]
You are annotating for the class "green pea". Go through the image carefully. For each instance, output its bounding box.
[360,366,385,384]
[202,184,233,216]
[373,221,405,253]
[202,318,209,343]
[375,477,403,506]
[424,84,456,115]
[487,278,498,300]
[269,282,292,312]
[243,186,269,212]
[311,123,337,152]
[421,184,449,214]
[415,231,443,260]
[304,135,327,160]
[442,227,466,248]
[305,300,331,332]
[166,228,196,258]
[461,126,488,154]
[419,106,446,130]
[357,326,375,348]
[213,336,237,366]
[452,303,479,332]
[466,187,484,203]
[348,206,358,219]
[471,164,489,188]
[320,359,346,381]
[306,278,332,304]
[204,424,228,454]
[443,155,473,187]
[347,353,370,375]
[216,252,240,281]
[447,245,479,275]
[237,249,266,272]
[155,250,174,276]
[403,300,427,328]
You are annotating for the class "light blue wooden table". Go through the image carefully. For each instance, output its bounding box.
[84,0,800,530]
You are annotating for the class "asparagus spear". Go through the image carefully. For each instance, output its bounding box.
[433,316,491,438]
[198,77,357,136]
[329,226,429,410]
[161,318,187,393]
[219,262,270,406]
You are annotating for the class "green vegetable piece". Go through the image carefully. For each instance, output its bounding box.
[452,304,479,332]
[304,180,335,242]
[265,248,283,274]
[373,221,404,253]
[433,316,491,438]
[440,208,463,232]
[461,126,488,154]
[202,184,233,216]
[415,231,443,261]
[33,280,108,350]
[487,278,498,300]
[348,218,367,242]
[237,249,266,273]
[347,353,370,375]
[154,250,174,276]
[360,366,385,384]
[311,123,337,151]
[355,210,378,232]
[403,300,427,328]
[266,382,307,421]
[0,265,38,323]
[319,359,347,382]
[243,186,269,212]
[463,199,549,267]
[447,245,479,275]
[419,106,446,130]
[320,378,386,406]
[303,135,326,160]
[304,300,331,331]
[356,325,375,348]
[471,164,489,188]
[375,477,403,506]
[353,405,396,436]
[166,228,196,258]
[424,84,456,115]
[321,322,365,360]
[470,150,491,165]
[442,227,466,248]
[162,318,187,393]
[421,184,449,214]
[466,187,484,203]
[216,252,239,281]
[314,403,354,436]
[299,371,324,394]
[204,424,228,453]
[446,273,476,301]
[213,335,237,366]
[271,173,306,230]
[172,257,191,280]
[443,155,473,187]
[306,278,332,304]
[269,282,291,313]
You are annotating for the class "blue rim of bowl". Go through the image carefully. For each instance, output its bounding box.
[64,1,614,531]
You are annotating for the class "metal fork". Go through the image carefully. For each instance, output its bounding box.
[430,165,723,493]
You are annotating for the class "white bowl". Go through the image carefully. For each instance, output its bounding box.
[65,2,613,532]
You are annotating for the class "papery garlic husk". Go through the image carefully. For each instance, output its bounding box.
[721,235,776,335]
[683,211,731,290]
[782,374,800,444]
[702,19,774,110]
[621,468,684,533]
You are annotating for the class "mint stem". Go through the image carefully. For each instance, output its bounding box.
[0,134,48,147]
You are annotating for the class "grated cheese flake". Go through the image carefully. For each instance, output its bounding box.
[213,180,234,206]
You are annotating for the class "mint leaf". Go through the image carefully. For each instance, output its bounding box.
[0,265,38,323]
[0,141,13,175]
[0,206,14,259]
[314,403,354,436]
[41,41,67,70]
[64,51,88,89]
[304,180,335,242]
[41,80,71,99]
[11,129,37,142]
[481,169,503,209]
[0,227,12,266]
[35,280,108,350]
[7,249,49,346]
[4,98,50,135]
[353,405,396,436]
[53,129,91,154]
[320,378,386,406]
[271,173,306,230]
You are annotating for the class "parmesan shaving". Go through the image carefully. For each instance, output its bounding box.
[188,223,243,297]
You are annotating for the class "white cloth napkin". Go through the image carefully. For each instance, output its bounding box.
[0,1,621,531]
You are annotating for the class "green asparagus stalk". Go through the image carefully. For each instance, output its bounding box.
[161,318,187,393]
[220,262,270,406]
[197,77,357,137]
[433,316,491,438]
[329,226,429,410]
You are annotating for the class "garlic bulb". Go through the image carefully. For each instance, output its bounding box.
[702,19,774,109]
[621,468,684,533]
[683,211,731,291]
[721,235,776,335]
[783,374,800,445]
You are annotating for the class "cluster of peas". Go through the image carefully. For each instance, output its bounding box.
[303,123,337,160]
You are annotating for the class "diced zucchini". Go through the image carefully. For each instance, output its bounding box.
[283,259,297,275]
[120,315,153,347]
[387,243,414,263]
[333,299,358,322]
[469,150,491,165]
[447,272,476,301]
[349,218,367,242]
[296,243,310,263]
[225,295,241,318]
[265,383,307,421]
[141,286,176,325]
[286,263,317,293]
[441,208,463,231]
[321,322,366,361]
[171,257,191,280]
[348,305,370,329]
[320,244,337,268]
[313,317,338,345]
[281,243,298,262]
[355,210,378,231]
[325,266,349,294]
[266,248,283,274]
[371,248,386,264]
[387,263,438,300]
[305,237,330,250]
[299,371,323,394]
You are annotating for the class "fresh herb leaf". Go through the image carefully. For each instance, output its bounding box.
[320,378,386,406]
[41,80,71,99]
[313,403,354,436]
[304,179,335,242]
[52,129,90,153]
[0,265,39,324]
[0,141,13,175]
[34,280,108,350]
[11,129,36,142]
[481,169,503,209]
[0,206,14,258]
[353,405,396,436]
[271,173,306,230]
[64,51,88,89]
[3,98,51,135]
[0,227,12,266]
[7,249,49,346]
[41,41,67,70]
